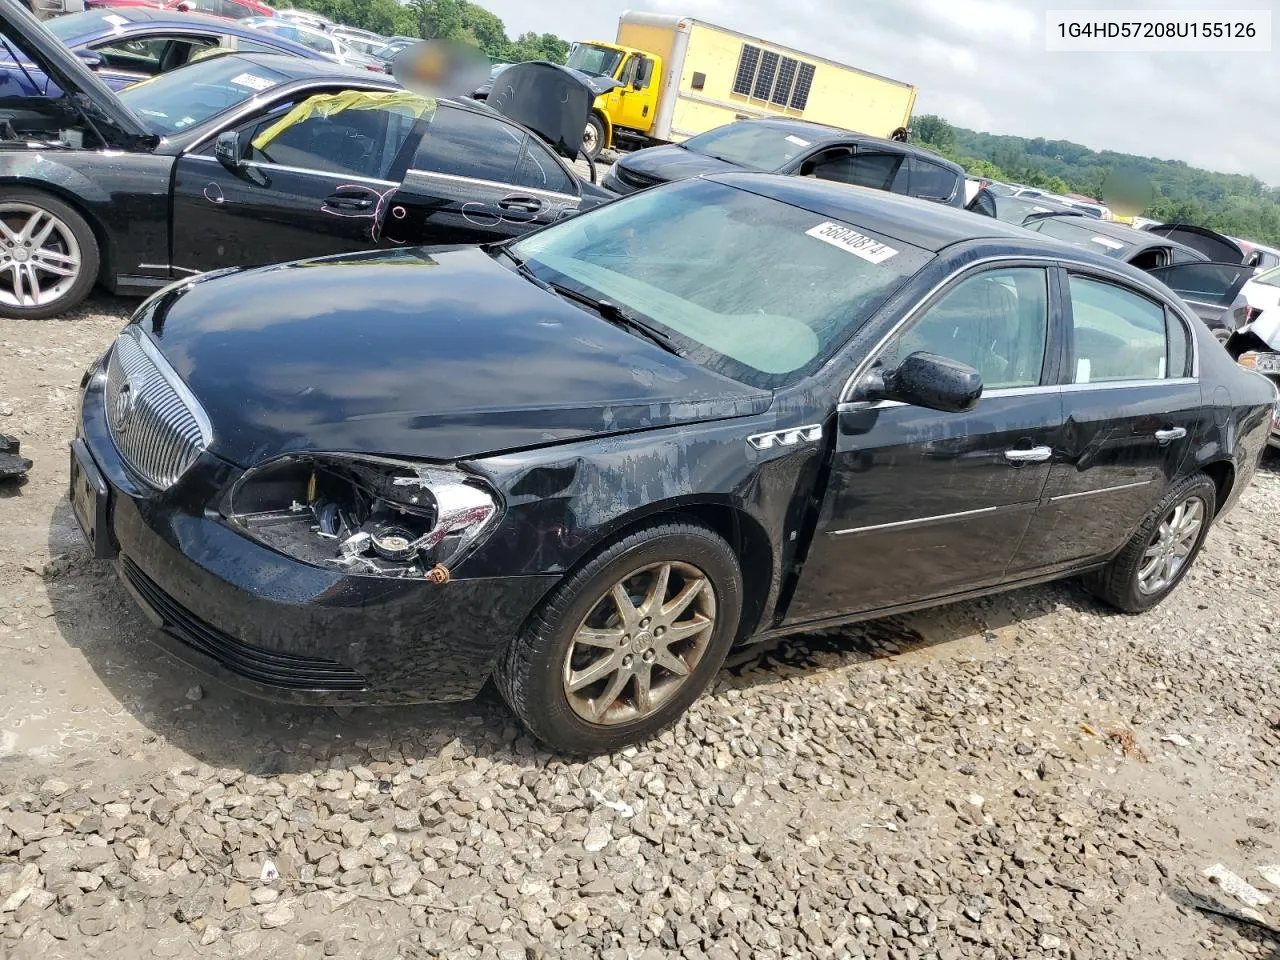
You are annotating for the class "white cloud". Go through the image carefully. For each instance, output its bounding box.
[477,0,1280,183]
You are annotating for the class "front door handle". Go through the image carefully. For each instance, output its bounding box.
[1155,427,1187,444]
[1004,446,1052,464]
[498,195,541,213]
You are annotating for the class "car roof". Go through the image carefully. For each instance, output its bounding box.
[724,117,964,172]
[710,172,1067,249]
[70,7,238,27]
[204,50,393,82]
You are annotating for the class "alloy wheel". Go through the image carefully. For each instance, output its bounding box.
[0,203,82,309]
[1137,494,1206,595]
[562,560,717,725]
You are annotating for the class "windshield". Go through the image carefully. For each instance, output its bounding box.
[1028,217,1134,258]
[1253,265,1280,287]
[119,55,287,134]
[509,178,933,388]
[681,122,819,172]
[565,43,623,78]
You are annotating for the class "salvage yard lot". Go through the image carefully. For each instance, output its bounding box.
[3,303,1280,959]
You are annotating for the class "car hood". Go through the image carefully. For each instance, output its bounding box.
[617,144,741,184]
[0,0,154,145]
[139,247,771,467]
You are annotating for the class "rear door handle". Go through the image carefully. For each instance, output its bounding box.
[498,195,541,213]
[1155,427,1187,444]
[323,189,375,210]
[1004,446,1052,464]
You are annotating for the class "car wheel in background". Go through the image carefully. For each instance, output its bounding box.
[1085,472,1217,613]
[0,189,99,319]
[494,520,743,754]
[582,114,605,161]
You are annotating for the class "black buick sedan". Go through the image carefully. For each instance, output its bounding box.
[0,0,610,318]
[72,173,1275,753]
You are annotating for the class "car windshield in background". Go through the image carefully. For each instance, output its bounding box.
[1030,217,1134,258]
[509,177,933,388]
[118,56,288,134]
[680,122,818,172]
[564,43,623,77]
[1252,265,1280,287]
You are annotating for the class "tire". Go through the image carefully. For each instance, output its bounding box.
[1085,472,1216,613]
[494,520,743,754]
[1213,327,1231,346]
[0,189,99,320]
[582,114,605,161]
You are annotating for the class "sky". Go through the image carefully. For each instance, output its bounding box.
[476,0,1280,185]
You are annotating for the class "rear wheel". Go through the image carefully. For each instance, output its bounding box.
[0,190,98,319]
[1085,472,1216,613]
[494,520,742,754]
[582,114,605,161]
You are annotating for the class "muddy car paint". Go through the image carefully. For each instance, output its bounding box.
[72,175,1275,708]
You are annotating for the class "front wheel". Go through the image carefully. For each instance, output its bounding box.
[494,520,742,754]
[1085,472,1216,613]
[0,189,99,319]
[582,114,605,161]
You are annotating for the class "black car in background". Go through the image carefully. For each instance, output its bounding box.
[603,117,966,206]
[72,174,1273,753]
[0,1,611,318]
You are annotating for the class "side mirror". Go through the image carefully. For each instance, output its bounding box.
[74,49,103,71]
[864,351,982,413]
[214,130,247,171]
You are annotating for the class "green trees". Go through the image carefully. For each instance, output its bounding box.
[277,0,573,64]
[912,113,1280,244]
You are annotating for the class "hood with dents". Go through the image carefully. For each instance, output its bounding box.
[616,144,740,184]
[0,0,154,146]
[138,247,771,467]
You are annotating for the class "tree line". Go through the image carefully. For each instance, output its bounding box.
[913,115,1280,246]
[279,0,571,64]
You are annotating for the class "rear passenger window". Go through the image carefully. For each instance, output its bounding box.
[909,158,958,202]
[415,107,523,184]
[1166,307,1191,378]
[514,137,576,194]
[847,151,906,191]
[1068,276,1175,383]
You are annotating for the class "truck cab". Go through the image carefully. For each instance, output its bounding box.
[565,40,662,158]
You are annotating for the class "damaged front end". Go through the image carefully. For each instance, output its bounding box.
[224,454,500,581]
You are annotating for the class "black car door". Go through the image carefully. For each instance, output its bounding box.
[1009,269,1200,572]
[382,104,582,247]
[170,88,429,272]
[1147,261,1255,338]
[784,264,1065,625]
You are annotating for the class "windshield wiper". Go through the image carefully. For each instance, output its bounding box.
[546,283,682,356]
[495,248,682,356]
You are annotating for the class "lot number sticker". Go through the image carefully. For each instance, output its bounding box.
[230,73,273,92]
[805,222,899,264]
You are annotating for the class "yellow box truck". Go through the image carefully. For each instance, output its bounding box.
[566,10,918,158]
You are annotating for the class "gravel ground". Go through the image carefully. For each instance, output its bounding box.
[4,299,1280,959]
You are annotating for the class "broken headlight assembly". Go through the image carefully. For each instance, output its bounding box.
[225,454,500,580]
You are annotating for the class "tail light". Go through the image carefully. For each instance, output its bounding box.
[366,64,384,72]
[1242,305,1263,324]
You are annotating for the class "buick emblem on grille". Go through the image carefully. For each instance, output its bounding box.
[114,380,136,428]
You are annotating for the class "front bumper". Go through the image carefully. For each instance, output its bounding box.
[75,357,557,705]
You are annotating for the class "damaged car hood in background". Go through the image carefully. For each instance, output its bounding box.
[137,247,772,466]
[0,0,155,147]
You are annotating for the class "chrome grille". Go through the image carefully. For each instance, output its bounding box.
[105,328,211,490]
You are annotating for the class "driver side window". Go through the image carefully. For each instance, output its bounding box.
[238,94,423,181]
[884,267,1050,390]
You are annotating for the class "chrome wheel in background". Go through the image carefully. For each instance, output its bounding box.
[0,202,82,310]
